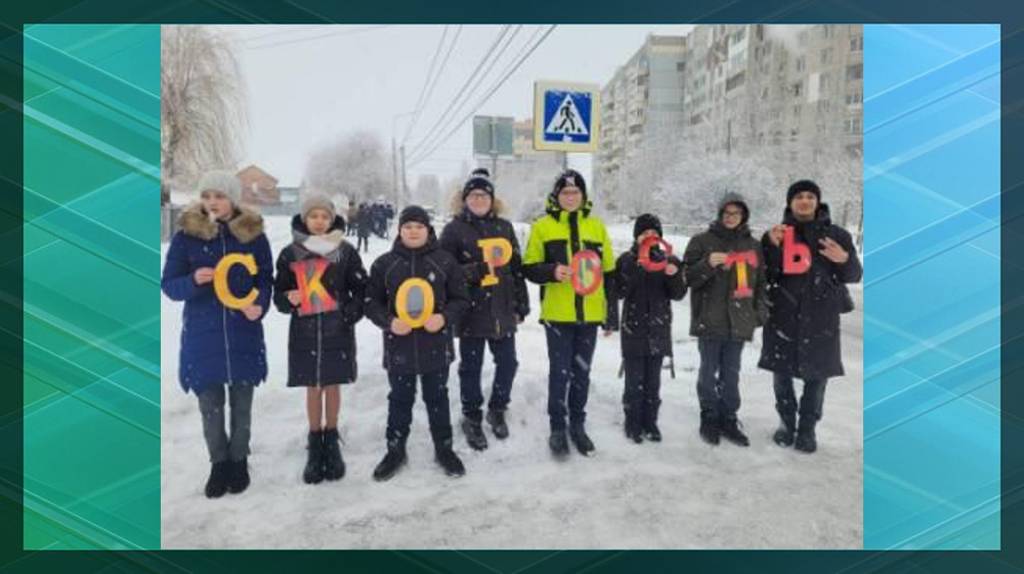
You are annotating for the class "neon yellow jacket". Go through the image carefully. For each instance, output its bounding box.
[523,200,616,324]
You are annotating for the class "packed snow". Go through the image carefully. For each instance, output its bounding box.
[161,215,863,549]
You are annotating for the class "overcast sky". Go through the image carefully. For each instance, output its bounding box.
[218,24,695,188]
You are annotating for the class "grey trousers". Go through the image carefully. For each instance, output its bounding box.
[197,384,254,463]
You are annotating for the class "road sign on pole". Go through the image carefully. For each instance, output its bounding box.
[473,116,515,156]
[533,80,600,152]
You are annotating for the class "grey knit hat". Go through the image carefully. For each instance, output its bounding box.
[196,170,242,204]
[301,193,336,221]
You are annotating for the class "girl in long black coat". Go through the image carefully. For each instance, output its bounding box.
[273,195,366,484]
[613,214,686,443]
[759,180,862,453]
[440,170,530,450]
[365,206,471,481]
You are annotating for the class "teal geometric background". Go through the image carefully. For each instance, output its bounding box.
[15,19,1007,560]
[22,24,159,549]
[863,24,1001,550]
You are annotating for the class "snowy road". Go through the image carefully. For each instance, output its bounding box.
[161,216,863,549]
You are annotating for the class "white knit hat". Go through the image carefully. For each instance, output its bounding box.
[301,193,336,221]
[196,170,242,204]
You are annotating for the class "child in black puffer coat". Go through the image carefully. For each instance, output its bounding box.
[273,194,366,485]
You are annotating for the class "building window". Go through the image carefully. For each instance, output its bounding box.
[761,86,770,100]
[793,104,802,117]
[820,47,833,65]
[793,81,803,97]
[817,99,831,112]
[846,91,862,106]
[796,56,806,72]
[846,116,862,134]
[850,35,863,52]
[847,63,863,81]
[819,72,832,93]
[822,25,833,39]
[677,61,686,72]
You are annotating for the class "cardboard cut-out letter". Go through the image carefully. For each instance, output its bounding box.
[214,253,259,310]
[478,237,514,287]
[724,250,759,299]
[638,236,673,272]
[396,277,435,329]
[290,258,339,316]
[571,250,604,296]
[782,226,811,275]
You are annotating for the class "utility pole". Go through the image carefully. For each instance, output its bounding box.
[392,110,415,206]
[400,144,408,208]
[392,135,399,202]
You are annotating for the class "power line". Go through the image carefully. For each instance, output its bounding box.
[401,26,455,144]
[245,25,392,49]
[405,24,516,155]
[406,25,522,158]
[409,25,556,168]
[409,25,543,165]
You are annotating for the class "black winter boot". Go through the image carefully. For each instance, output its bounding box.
[461,418,488,451]
[773,399,797,447]
[794,416,818,453]
[642,401,662,442]
[549,429,570,458]
[719,415,750,447]
[624,408,644,444]
[569,422,595,456]
[322,428,346,481]
[486,409,509,439]
[227,457,250,494]
[373,439,407,482]
[205,461,231,498]
[303,430,325,484]
[434,439,466,477]
[699,410,720,445]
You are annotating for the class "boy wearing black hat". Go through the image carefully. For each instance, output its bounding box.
[759,180,862,453]
[440,169,530,450]
[683,193,767,447]
[365,205,471,480]
[612,214,686,443]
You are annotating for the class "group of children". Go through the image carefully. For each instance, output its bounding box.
[162,167,861,498]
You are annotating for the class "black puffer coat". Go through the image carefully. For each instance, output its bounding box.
[365,234,471,375]
[439,208,529,339]
[613,244,687,357]
[757,204,862,380]
[273,215,366,385]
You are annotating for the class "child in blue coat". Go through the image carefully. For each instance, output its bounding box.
[161,170,273,498]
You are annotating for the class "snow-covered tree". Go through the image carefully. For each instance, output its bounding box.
[305,130,391,205]
[160,25,247,203]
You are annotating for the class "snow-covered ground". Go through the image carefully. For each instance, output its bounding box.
[161,216,863,549]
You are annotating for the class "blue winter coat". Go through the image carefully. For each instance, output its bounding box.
[161,204,274,394]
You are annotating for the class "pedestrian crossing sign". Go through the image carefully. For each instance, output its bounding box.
[533,81,600,152]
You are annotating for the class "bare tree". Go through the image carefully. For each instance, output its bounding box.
[161,25,247,203]
[305,130,390,204]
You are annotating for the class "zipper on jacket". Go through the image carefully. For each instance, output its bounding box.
[568,212,585,323]
[316,312,323,384]
[411,250,420,372]
[221,230,234,385]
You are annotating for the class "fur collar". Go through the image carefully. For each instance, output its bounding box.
[178,202,264,244]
